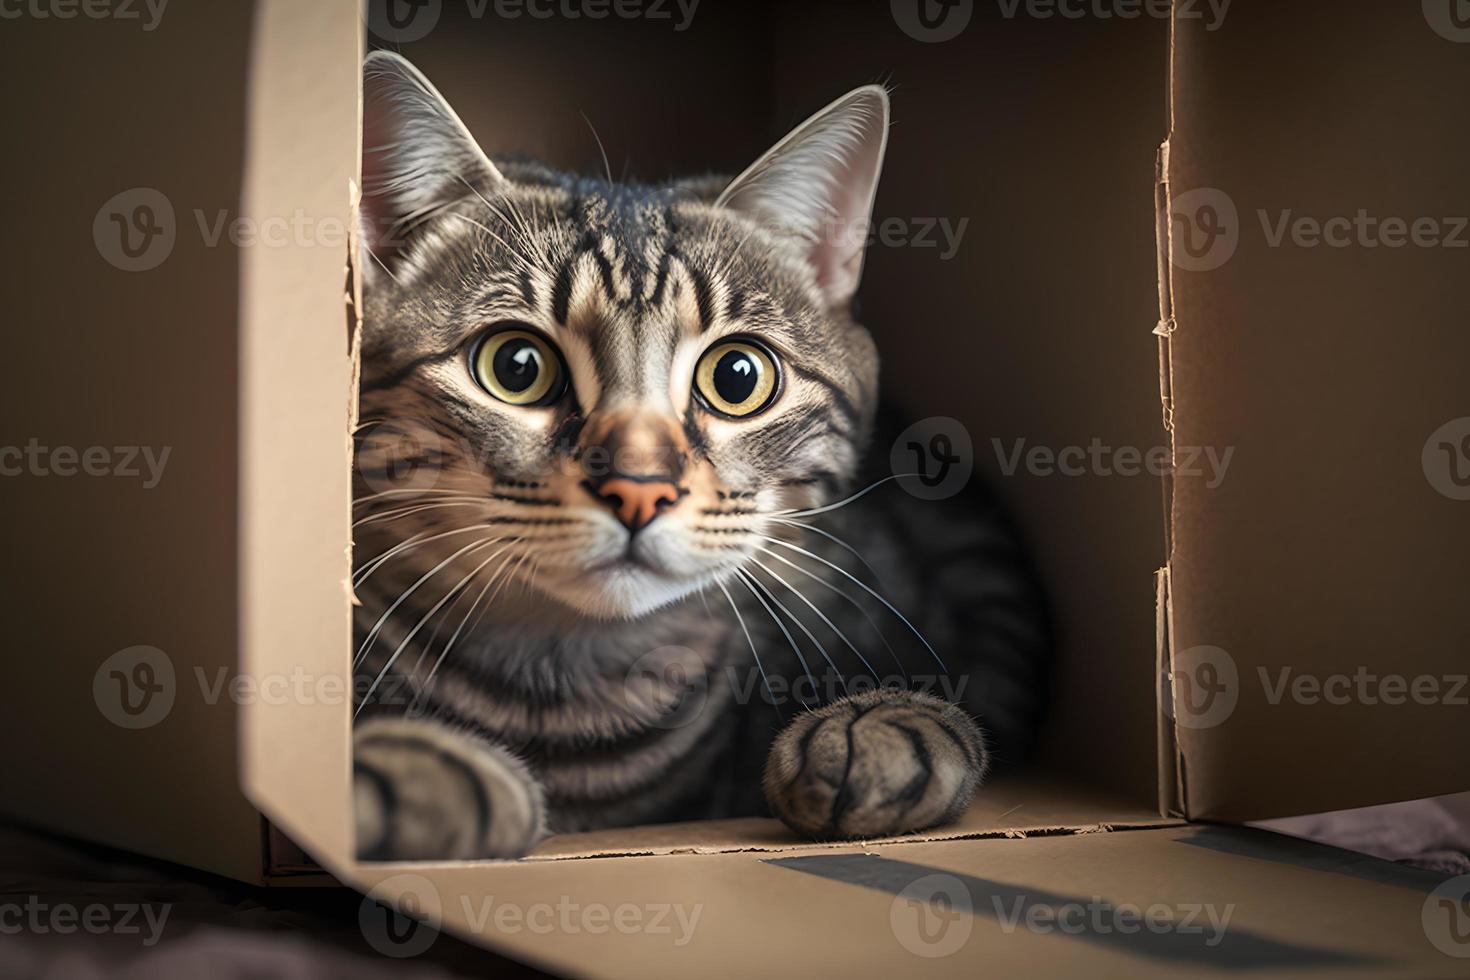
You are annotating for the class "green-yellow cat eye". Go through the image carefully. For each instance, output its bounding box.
[471,327,567,406]
[694,338,780,419]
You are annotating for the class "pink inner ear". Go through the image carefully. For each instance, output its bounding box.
[814,115,888,304]
[359,52,506,263]
[715,87,890,311]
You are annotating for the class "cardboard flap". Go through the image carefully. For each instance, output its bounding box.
[1159,1,1470,820]
[0,0,263,881]
[238,0,361,876]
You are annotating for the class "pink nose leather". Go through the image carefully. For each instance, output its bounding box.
[595,478,682,532]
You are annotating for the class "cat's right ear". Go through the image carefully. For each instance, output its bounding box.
[360,51,507,271]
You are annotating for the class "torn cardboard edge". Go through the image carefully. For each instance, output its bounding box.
[523,816,1176,863]
[522,816,1184,864]
[345,176,364,611]
[265,774,1181,877]
[1153,6,1187,824]
[263,815,1183,881]
[1155,566,1185,821]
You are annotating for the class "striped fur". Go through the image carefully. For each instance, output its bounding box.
[351,53,1049,860]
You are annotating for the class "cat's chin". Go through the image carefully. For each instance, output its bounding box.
[526,561,719,622]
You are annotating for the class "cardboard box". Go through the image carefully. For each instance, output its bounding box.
[4,0,1468,974]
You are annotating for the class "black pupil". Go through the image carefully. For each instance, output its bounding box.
[714,349,760,405]
[494,338,542,393]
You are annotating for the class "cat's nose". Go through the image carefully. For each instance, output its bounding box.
[590,477,683,533]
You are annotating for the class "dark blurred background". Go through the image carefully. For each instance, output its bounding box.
[377,0,1171,804]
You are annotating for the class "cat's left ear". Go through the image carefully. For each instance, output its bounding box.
[717,85,890,311]
[360,51,508,267]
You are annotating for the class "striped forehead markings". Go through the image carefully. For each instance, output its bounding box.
[548,197,701,326]
[686,261,715,332]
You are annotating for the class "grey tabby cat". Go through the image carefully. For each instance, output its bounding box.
[352,52,1049,860]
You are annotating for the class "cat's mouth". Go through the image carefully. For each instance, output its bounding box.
[587,552,665,575]
[530,521,732,619]
[587,533,699,582]
[546,559,705,620]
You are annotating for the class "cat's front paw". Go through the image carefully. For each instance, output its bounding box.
[763,689,988,840]
[355,716,546,860]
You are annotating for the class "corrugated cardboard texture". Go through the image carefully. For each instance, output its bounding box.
[1164,0,1470,818]
[0,2,262,881]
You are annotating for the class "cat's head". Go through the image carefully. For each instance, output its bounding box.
[355,52,888,621]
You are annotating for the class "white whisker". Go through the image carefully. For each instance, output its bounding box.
[734,568,818,708]
[716,579,782,721]
[353,524,491,587]
[412,545,521,706]
[581,112,614,185]
[354,536,500,671]
[357,541,510,717]
[354,487,488,508]
[747,556,878,682]
[756,545,907,681]
[757,537,947,672]
[767,516,887,588]
[773,473,920,519]
[353,499,486,528]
